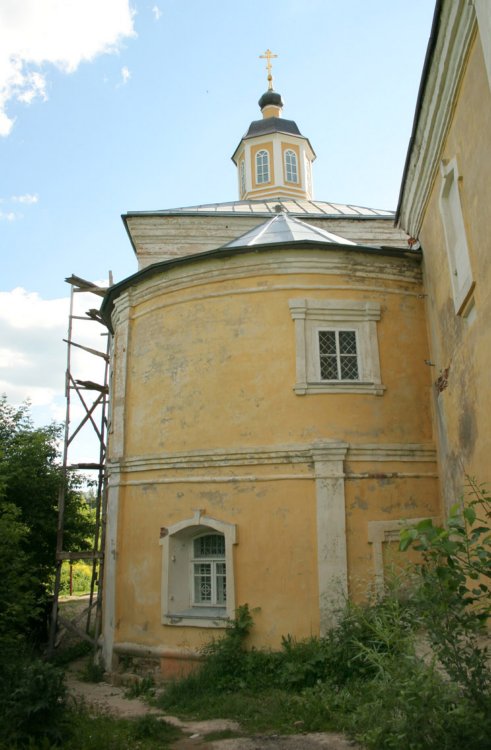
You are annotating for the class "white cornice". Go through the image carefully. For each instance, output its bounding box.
[398,0,476,237]
[122,251,422,315]
[108,442,437,475]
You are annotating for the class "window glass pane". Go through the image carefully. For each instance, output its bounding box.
[319,330,336,355]
[256,150,269,184]
[340,355,359,380]
[318,329,359,381]
[194,563,212,602]
[339,331,358,380]
[320,356,338,380]
[216,562,227,603]
[194,534,225,558]
[319,331,338,379]
[285,150,298,183]
[339,330,357,355]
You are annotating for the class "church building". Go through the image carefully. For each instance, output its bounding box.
[100,51,442,677]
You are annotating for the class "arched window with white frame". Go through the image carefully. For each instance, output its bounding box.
[256,150,270,184]
[284,149,298,183]
[160,511,237,627]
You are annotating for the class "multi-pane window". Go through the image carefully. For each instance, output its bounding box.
[318,330,359,381]
[192,533,226,606]
[256,150,270,184]
[285,149,298,183]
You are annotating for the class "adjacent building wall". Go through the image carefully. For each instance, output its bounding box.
[398,2,491,507]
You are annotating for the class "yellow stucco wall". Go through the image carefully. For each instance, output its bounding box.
[105,244,440,661]
[114,476,319,650]
[124,262,433,455]
[417,34,491,506]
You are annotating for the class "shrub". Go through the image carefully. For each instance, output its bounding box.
[0,658,67,747]
[400,478,491,707]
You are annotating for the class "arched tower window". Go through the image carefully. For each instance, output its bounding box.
[256,150,270,184]
[285,149,298,183]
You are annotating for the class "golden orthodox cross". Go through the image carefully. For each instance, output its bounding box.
[259,49,278,90]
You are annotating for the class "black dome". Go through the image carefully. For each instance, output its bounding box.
[258,89,284,110]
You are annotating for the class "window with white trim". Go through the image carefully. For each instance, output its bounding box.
[256,150,270,184]
[289,299,384,395]
[439,158,474,315]
[284,149,298,183]
[160,511,236,627]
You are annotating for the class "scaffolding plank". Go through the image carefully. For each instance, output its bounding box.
[69,462,104,470]
[57,551,104,561]
[74,379,109,393]
[63,339,109,361]
[65,274,106,296]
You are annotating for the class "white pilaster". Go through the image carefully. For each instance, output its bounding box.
[312,442,349,633]
[102,471,121,669]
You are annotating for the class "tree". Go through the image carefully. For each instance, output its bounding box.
[0,396,94,642]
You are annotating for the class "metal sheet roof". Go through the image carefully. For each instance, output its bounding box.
[243,117,302,138]
[126,198,394,219]
[222,213,356,248]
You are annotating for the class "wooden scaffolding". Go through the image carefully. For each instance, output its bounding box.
[47,274,111,659]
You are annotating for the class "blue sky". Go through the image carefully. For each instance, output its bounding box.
[0,0,435,447]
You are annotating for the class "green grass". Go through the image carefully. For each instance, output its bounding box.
[156,686,335,734]
[55,708,181,750]
[152,591,491,750]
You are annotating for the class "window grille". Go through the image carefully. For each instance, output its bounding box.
[319,330,359,381]
[256,150,270,183]
[192,533,226,605]
[285,149,298,183]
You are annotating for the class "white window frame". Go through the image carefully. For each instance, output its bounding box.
[284,149,298,183]
[289,299,384,395]
[439,158,474,315]
[160,511,237,628]
[256,149,270,184]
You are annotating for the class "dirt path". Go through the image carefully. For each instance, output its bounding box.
[65,664,361,750]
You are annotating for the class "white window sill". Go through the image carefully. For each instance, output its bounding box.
[294,381,386,396]
[163,608,228,628]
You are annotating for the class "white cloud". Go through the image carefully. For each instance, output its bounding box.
[0,0,135,136]
[0,286,107,401]
[0,287,109,462]
[0,210,17,221]
[121,66,131,85]
[152,5,162,21]
[12,193,38,203]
